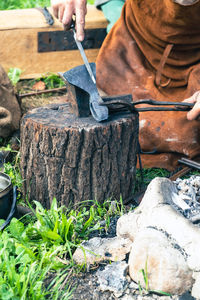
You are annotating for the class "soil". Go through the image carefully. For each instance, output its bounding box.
[70,271,194,300]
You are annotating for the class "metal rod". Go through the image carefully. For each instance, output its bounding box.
[71,24,96,84]
[135,107,191,112]
[18,87,66,99]
[178,158,200,170]
[132,99,194,107]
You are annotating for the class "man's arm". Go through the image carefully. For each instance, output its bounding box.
[51,0,87,41]
[184,91,200,120]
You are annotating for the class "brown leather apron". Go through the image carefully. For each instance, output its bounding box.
[96,0,200,170]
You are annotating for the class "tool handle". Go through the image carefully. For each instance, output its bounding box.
[132,99,194,107]
[70,19,75,29]
[63,17,75,31]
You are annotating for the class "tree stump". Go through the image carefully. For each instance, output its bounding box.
[20,103,139,208]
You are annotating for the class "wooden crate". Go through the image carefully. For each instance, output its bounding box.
[0,6,107,79]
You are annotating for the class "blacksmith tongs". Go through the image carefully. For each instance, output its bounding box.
[100,94,195,113]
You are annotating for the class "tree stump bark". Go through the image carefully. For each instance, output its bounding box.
[20,103,139,208]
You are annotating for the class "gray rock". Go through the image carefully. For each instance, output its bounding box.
[96,261,128,296]
[191,272,200,299]
[117,177,200,272]
[178,291,195,300]
[128,227,193,295]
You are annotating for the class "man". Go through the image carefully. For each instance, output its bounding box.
[51,0,200,170]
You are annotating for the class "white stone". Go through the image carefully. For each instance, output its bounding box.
[128,227,194,295]
[73,236,132,265]
[117,177,200,271]
[191,272,200,299]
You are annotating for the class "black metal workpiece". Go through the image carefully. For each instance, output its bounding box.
[59,63,108,121]
[58,70,90,118]
[38,28,107,52]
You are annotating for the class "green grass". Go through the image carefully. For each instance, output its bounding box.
[0,0,94,10]
[0,195,126,299]
[0,0,50,10]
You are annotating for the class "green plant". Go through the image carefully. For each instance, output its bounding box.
[0,195,129,299]
[36,73,65,89]
[29,198,101,246]
[0,144,22,189]
[0,0,94,10]
[140,259,149,291]
[138,259,172,297]
[0,0,50,10]
[4,161,23,190]
[8,68,22,86]
[0,218,72,299]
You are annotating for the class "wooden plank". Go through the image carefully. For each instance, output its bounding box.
[0,6,107,78]
[0,5,107,30]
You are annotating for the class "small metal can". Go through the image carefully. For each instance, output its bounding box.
[0,172,13,220]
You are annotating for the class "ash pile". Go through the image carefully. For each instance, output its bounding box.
[172,176,200,224]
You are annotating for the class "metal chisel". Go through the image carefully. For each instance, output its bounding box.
[71,22,96,84]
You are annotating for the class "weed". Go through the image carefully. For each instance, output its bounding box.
[140,259,149,291]
[39,73,65,89]
[0,219,71,299]
[138,258,172,297]
[8,68,22,86]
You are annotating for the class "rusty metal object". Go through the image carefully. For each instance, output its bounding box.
[38,28,107,52]
[168,167,192,181]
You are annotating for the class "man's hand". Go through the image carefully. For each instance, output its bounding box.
[184,91,200,121]
[51,0,87,41]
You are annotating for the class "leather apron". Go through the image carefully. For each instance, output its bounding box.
[96,0,200,170]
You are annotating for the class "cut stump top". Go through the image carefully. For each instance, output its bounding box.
[22,103,138,130]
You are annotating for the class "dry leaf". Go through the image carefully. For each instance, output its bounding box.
[32,81,46,91]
